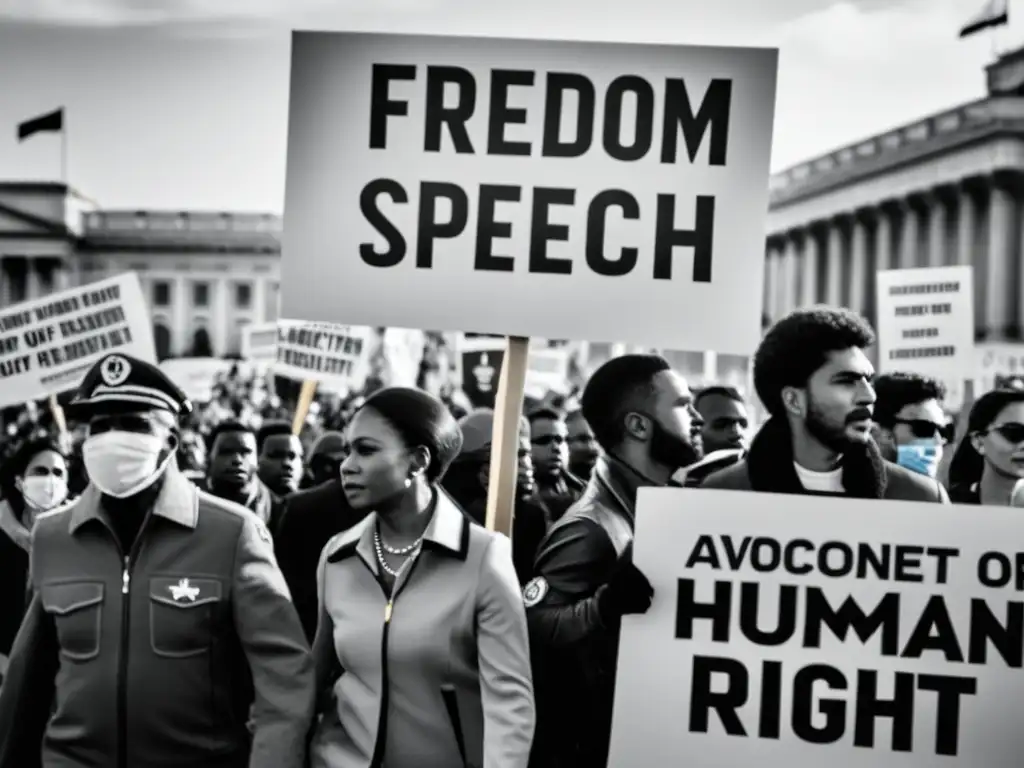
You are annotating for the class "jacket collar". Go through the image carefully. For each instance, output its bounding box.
[326,486,470,570]
[592,454,661,525]
[745,416,888,498]
[69,464,199,535]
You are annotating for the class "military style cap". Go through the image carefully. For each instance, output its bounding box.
[66,353,192,417]
[457,408,530,457]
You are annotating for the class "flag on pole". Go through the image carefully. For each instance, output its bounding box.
[959,0,1009,38]
[17,108,64,141]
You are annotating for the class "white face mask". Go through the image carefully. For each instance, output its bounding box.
[83,431,172,499]
[18,474,69,511]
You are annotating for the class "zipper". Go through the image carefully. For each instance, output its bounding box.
[115,515,151,768]
[366,553,422,768]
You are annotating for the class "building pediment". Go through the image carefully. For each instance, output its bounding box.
[0,200,74,241]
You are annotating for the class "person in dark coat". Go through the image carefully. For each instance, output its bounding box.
[947,388,1024,505]
[442,408,548,585]
[0,353,313,768]
[275,463,371,644]
[0,438,70,668]
[702,306,949,502]
[205,420,286,532]
[525,353,704,768]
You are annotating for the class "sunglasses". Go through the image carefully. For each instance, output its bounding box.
[985,422,1024,445]
[893,418,955,444]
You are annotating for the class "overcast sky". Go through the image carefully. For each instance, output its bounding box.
[0,0,1017,212]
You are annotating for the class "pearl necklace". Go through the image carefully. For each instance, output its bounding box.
[373,527,422,578]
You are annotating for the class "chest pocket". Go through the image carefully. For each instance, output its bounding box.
[149,577,223,658]
[40,582,105,662]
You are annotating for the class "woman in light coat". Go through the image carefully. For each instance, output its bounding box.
[307,387,535,768]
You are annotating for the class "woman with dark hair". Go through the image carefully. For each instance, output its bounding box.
[0,437,70,663]
[307,387,535,768]
[947,388,1024,505]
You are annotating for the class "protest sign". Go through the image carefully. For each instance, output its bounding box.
[0,273,155,408]
[282,31,778,354]
[875,266,974,410]
[240,322,278,365]
[273,320,373,393]
[159,357,241,403]
[457,336,572,407]
[609,487,1024,767]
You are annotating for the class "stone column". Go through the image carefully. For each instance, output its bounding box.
[52,259,71,293]
[927,189,949,268]
[848,211,869,317]
[253,278,267,324]
[25,257,41,300]
[766,247,781,323]
[875,204,894,274]
[956,183,977,267]
[897,199,920,270]
[987,181,1013,338]
[212,279,228,356]
[779,235,798,317]
[801,227,821,307]
[0,257,9,306]
[174,276,188,357]
[825,220,844,307]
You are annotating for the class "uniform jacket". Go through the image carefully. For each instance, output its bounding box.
[525,454,657,768]
[0,499,32,657]
[700,416,950,502]
[308,488,535,768]
[274,479,371,643]
[0,464,315,768]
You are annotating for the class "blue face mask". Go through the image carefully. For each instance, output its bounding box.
[896,440,940,478]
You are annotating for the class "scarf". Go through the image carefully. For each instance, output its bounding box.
[745,417,888,498]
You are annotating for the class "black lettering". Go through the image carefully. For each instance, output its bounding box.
[978,551,1011,588]
[661,78,732,165]
[675,578,731,642]
[803,589,901,655]
[968,598,1024,668]
[653,194,715,281]
[853,670,914,751]
[684,534,722,570]
[722,535,751,570]
[818,541,853,577]
[902,596,964,662]
[918,674,977,756]
[416,182,469,269]
[542,72,596,158]
[689,655,747,736]
[602,75,654,162]
[359,179,407,267]
[791,664,846,744]
[894,545,925,582]
[529,187,574,275]
[783,540,814,575]
[369,64,416,149]
[474,184,520,272]
[758,660,782,739]
[488,69,533,156]
[928,547,959,585]
[749,537,781,572]
[585,190,639,276]
[855,543,890,580]
[738,582,796,646]
[424,66,476,153]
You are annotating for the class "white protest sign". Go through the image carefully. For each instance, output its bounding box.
[0,273,155,408]
[159,357,238,403]
[875,266,974,410]
[282,32,778,353]
[610,487,1024,768]
[273,320,374,393]
[240,322,278,364]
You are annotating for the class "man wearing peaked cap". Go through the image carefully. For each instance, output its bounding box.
[0,352,314,768]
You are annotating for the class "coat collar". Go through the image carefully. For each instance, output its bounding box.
[69,464,199,535]
[325,486,470,570]
[592,454,661,525]
[745,416,888,498]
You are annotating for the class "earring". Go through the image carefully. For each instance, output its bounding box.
[404,477,412,488]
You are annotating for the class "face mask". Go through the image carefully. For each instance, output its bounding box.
[896,441,939,478]
[19,475,69,511]
[83,431,172,498]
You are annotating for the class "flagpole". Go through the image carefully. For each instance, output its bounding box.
[60,112,67,187]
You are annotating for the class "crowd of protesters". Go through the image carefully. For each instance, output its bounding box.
[2,305,1024,767]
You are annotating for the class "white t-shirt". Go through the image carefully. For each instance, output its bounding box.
[793,462,844,493]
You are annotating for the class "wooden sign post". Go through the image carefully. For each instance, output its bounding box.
[484,336,530,538]
[48,394,71,453]
[292,379,318,436]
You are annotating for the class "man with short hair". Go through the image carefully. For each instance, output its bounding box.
[302,430,346,489]
[694,386,749,453]
[528,408,585,524]
[701,307,949,502]
[565,409,600,481]
[871,372,952,478]
[206,420,284,531]
[525,354,703,768]
[0,352,313,768]
[257,421,303,499]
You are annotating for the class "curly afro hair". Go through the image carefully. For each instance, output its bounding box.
[753,306,875,417]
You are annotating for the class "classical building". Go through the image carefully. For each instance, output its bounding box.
[0,182,281,360]
[764,45,1024,375]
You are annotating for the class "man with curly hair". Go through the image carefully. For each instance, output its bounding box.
[702,306,948,502]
